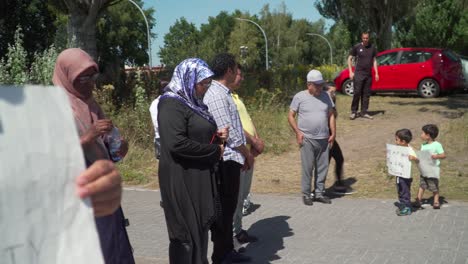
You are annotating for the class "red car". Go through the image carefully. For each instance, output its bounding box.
[334,48,465,98]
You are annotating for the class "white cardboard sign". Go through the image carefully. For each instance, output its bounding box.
[386,144,411,178]
[0,85,104,264]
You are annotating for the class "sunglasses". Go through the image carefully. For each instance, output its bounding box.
[77,73,100,83]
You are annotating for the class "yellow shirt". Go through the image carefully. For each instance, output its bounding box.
[231,93,256,147]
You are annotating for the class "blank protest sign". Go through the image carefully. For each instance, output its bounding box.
[0,86,103,264]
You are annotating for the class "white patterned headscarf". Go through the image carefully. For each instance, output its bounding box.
[161,58,215,123]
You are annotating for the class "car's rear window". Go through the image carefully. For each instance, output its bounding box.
[422,52,433,61]
[400,51,433,64]
[442,50,461,62]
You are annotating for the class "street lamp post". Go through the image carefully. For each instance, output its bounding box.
[235,18,269,70]
[306,33,333,65]
[127,0,152,68]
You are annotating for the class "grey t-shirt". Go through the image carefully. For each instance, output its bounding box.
[290,90,334,139]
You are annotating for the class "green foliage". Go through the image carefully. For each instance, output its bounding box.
[198,11,236,62]
[29,45,58,85]
[0,27,59,85]
[0,0,57,61]
[228,15,262,68]
[97,0,156,66]
[315,0,418,50]
[315,64,341,82]
[159,18,200,67]
[395,0,468,54]
[0,27,29,84]
[327,20,351,66]
[161,3,332,70]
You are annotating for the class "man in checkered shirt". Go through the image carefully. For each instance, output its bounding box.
[204,53,254,264]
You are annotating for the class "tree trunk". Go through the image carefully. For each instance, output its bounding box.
[378,18,393,51]
[62,0,111,61]
[68,13,98,60]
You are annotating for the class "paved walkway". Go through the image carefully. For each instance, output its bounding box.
[123,188,468,264]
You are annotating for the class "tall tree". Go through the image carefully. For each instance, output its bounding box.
[0,0,57,61]
[198,11,236,62]
[395,0,468,54]
[159,18,200,68]
[48,0,118,59]
[327,20,351,66]
[315,0,417,50]
[259,3,293,68]
[228,13,262,69]
[96,1,155,67]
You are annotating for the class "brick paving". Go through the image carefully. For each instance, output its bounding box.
[122,188,468,264]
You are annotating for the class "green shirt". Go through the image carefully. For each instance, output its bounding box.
[420,141,444,167]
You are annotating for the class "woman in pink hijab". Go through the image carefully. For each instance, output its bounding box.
[53,48,134,264]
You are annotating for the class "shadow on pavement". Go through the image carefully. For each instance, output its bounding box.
[243,215,293,263]
[326,177,357,199]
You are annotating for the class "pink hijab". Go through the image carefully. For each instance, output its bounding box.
[53,48,110,165]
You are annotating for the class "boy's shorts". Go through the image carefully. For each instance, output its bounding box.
[420,176,439,192]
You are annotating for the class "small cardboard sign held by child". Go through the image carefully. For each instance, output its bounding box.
[386,144,411,178]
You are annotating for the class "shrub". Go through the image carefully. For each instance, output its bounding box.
[0,27,29,84]
[29,45,58,85]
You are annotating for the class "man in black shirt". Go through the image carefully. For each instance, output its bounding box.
[348,32,379,120]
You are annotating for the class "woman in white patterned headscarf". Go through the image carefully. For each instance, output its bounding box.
[158,58,227,264]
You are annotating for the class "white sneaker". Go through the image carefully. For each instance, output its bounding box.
[233,236,245,253]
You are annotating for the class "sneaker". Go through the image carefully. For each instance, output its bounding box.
[242,207,249,216]
[315,196,332,204]
[233,237,246,253]
[303,195,313,206]
[397,206,412,216]
[362,113,373,119]
[412,199,422,208]
[235,229,258,244]
[350,113,357,120]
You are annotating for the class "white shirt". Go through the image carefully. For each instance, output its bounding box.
[149,96,161,141]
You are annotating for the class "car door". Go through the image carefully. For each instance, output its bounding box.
[374,51,399,90]
[393,50,433,90]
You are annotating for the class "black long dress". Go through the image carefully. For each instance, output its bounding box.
[158,97,221,264]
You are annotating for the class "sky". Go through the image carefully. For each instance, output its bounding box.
[142,0,332,66]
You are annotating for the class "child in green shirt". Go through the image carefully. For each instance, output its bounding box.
[414,124,446,209]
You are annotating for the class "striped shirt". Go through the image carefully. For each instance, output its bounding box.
[203,80,246,165]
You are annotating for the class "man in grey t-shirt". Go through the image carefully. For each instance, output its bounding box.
[288,69,336,205]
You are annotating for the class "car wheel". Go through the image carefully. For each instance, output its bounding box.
[418,78,440,98]
[342,79,354,96]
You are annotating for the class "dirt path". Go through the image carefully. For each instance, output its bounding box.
[251,94,468,199]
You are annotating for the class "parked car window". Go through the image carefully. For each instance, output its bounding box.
[377,52,398,66]
[442,50,461,62]
[400,51,424,64]
[422,52,433,61]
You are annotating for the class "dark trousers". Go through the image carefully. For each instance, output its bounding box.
[351,74,372,114]
[95,207,135,264]
[328,140,344,183]
[397,177,413,208]
[211,160,241,264]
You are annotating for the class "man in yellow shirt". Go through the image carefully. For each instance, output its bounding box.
[230,64,264,251]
